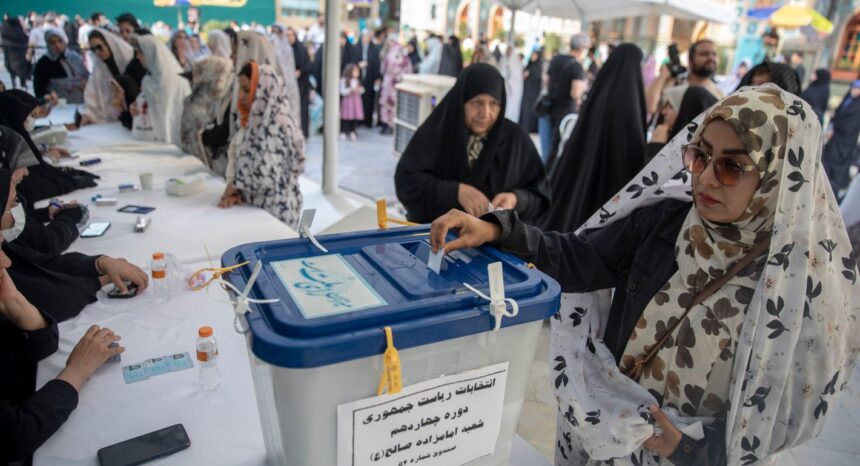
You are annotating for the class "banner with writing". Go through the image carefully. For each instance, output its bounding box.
[337,362,509,466]
[270,254,387,319]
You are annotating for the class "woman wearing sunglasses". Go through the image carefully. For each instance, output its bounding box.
[430,85,860,465]
[79,28,145,128]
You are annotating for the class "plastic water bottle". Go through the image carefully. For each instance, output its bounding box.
[150,252,169,302]
[196,326,220,391]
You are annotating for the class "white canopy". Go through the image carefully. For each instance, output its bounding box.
[497,0,737,24]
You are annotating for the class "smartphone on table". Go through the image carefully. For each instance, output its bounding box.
[81,222,111,238]
[97,423,190,466]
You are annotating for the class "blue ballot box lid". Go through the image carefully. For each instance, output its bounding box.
[222,226,560,368]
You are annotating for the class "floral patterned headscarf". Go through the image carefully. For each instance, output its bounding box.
[551,85,860,466]
[233,64,305,229]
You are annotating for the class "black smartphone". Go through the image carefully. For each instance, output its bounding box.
[97,424,190,466]
[81,222,111,238]
[107,282,138,299]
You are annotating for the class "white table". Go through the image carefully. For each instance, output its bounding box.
[45,123,297,266]
[34,262,267,466]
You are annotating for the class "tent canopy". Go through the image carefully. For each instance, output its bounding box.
[496,0,737,24]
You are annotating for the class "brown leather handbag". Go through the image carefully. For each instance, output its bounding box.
[622,239,771,382]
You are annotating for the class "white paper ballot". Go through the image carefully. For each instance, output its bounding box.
[428,249,444,274]
[487,202,496,213]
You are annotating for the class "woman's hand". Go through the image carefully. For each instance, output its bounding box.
[218,183,242,208]
[109,80,126,112]
[458,183,491,217]
[491,192,517,210]
[429,209,501,254]
[45,147,72,162]
[57,325,124,392]
[643,404,683,457]
[48,200,80,219]
[97,256,149,294]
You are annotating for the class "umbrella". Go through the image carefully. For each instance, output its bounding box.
[746,4,834,34]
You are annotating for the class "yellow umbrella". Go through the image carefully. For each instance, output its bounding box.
[770,4,834,34]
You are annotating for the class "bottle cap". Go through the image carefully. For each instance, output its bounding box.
[152,252,165,260]
[198,326,213,337]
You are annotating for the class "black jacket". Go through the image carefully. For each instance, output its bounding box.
[4,243,101,322]
[1,311,78,464]
[485,199,726,466]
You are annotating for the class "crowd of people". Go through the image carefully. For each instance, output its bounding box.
[1,8,860,466]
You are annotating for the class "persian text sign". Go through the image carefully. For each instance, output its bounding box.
[337,362,508,466]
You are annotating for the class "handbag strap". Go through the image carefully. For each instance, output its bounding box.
[628,238,771,379]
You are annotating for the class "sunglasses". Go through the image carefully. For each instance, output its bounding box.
[682,144,756,186]
[91,44,105,52]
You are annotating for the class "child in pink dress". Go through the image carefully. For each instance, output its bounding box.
[340,64,364,141]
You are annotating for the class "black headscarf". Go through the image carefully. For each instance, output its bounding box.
[736,61,801,96]
[407,38,422,69]
[823,85,860,196]
[439,36,463,78]
[0,90,99,202]
[0,168,11,211]
[395,63,549,223]
[539,43,646,233]
[670,86,718,140]
[0,125,39,170]
[801,69,831,122]
[519,51,543,133]
[1,18,31,79]
[0,91,45,162]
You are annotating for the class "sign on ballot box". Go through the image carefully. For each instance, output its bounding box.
[337,362,509,466]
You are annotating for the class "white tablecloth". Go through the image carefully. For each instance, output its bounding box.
[30,123,295,465]
[45,123,296,266]
[34,263,267,466]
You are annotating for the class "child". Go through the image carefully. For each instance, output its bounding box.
[340,63,364,141]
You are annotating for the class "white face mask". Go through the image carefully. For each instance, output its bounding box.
[2,204,26,243]
[24,116,36,132]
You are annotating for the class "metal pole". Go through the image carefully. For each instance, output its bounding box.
[322,0,341,194]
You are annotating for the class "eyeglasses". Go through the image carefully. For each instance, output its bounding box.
[682,144,757,186]
[91,44,105,52]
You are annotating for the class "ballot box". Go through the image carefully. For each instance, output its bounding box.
[222,226,560,466]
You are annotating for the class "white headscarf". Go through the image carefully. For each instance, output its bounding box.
[236,30,280,73]
[180,56,233,163]
[81,28,134,123]
[207,30,232,59]
[131,34,191,145]
[551,85,860,466]
[268,25,302,123]
[419,37,443,74]
[500,45,523,123]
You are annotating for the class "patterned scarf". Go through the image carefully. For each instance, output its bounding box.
[467,134,485,168]
[233,64,305,229]
[550,85,860,466]
[620,89,787,421]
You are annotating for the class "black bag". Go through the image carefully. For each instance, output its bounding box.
[533,95,552,118]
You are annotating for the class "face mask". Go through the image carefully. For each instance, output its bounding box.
[24,116,36,132]
[2,204,26,242]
